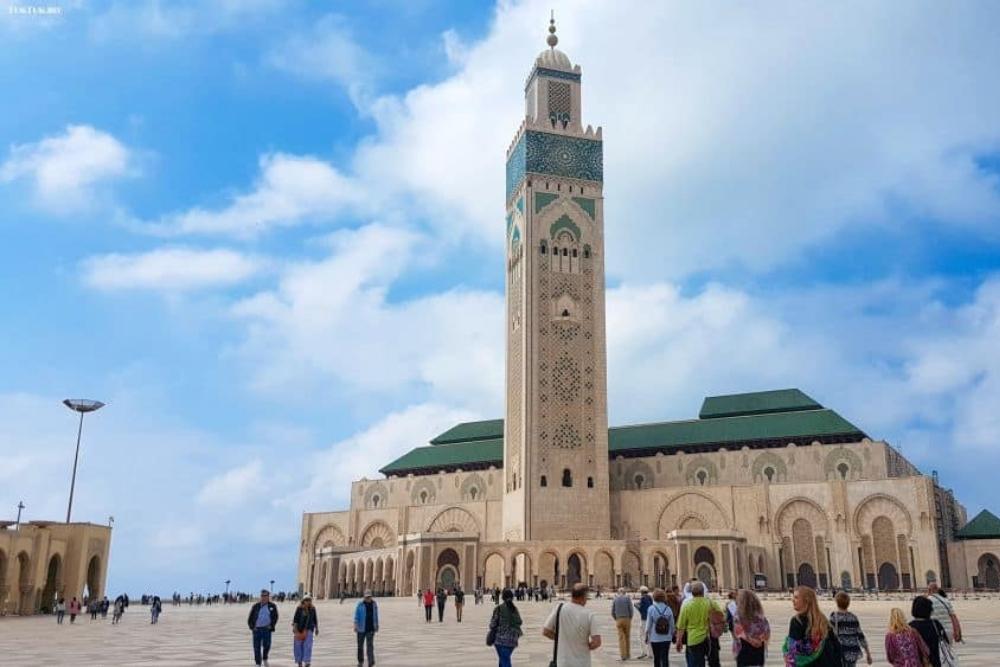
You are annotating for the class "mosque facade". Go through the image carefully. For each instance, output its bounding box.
[297,22,996,598]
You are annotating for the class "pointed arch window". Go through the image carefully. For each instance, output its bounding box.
[562,469,573,487]
[540,475,547,487]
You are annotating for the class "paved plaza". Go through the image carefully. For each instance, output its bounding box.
[1,594,999,666]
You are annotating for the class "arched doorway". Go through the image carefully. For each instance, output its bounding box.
[317,561,328,598]
[41,555,62,612]
[978,554,1000,590]
[878,562,899,591]
[693,547,716,590]
[567,553,584,588]
[594,551,615,589]
[622,551,641,589]
[483,552,506,589]
[0,549,8,611]
[83,555,101,601]
[652,552,669,589]
[403,551,415,596]
[437,549,460,591]
[797,563,817,589]
[511,552,532,587]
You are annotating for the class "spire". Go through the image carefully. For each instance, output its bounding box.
[547,11,558,48]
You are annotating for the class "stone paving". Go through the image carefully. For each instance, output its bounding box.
[1,594,999,665]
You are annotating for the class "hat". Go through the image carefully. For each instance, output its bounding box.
[302,593,312,601]
[363,589,373,598]
[639,586,649,593]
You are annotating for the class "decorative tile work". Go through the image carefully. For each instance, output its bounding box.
[525,66,582,91]
[507,131,603,200]
[550,214,581,241]
[516,195,524,214]
[535,192,559,213]
[572,196,595,219]
[548,81,571,128]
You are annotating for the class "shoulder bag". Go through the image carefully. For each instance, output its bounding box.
[549,603,563,667]
[485,606,499,646]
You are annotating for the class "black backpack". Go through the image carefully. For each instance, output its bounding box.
[654,604,670,634]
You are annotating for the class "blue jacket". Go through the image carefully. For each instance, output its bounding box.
[354,599,379,633]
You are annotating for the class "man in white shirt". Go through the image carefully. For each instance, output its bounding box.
[926,583,963,643]
[543,583,602,667]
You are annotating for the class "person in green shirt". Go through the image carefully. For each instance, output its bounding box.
[674,581,720,666]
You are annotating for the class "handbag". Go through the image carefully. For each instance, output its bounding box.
[549,603,563,667]
[485,607,498,646]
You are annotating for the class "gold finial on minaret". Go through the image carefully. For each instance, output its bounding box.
[547,11,558,48]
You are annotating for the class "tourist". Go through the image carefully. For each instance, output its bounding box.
[885,607,930,667]
[644,588,675,667]
[112,597,124,624]
[910,595,953,667]
[436,586,447,622]
[55,598,65,624]
[422,588,434,622]
[354,589,379,667]
[488,588,523,667]
[665,587,682,623]
[611,586,635,660]
[543,583,601,667]
[150,595,162,624]
[68,596,80,623]
[783,586,841,666]
[927,584,963,644]
[292,593,319,667]
[829,592,872,666]
[732,589,769,667]
[454,583,465,622]
[674,581,720,666]
[725,590,737,633]
[247,589,279,667]
[636,585,653,659]
[101,595,109,619]
[89,599,99,621]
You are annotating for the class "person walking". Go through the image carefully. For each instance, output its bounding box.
[829,592,872,666]
[910,596,953,667]
[674,581,720,666]
[112,597,124,624]
[353,589,379,667]
[292,593,319,667]
[68,596,81,623]
[247,589,279,667]
[150,595,162,624]
[55,598,66,624]
[885,607,930,667]
[487,588,523,667]
[636,586,653,659]
[454,584,465,622]
[644,588,675,667]
[611,587,635,660]
[436,587,447,623]
[783,586,841,666]
[543,583,602,667]
[422,588,434,622]
[927,584,963,645]
[732,589,769,667]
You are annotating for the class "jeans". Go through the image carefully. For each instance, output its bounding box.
[708,637,721,667]
[685,639,710,667]
[616,618,633,659]
[252,627,272,665]
[437,601,445,622]
[495,644,515,667]
[294,630,314,664]
[652,641,670,667]
[56,611,65,624]
[424,605,432,621]
[456,602,464,622]
[357,630,375,665]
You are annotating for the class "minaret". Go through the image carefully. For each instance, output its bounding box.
[503,16,610,543]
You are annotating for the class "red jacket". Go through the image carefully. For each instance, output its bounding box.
[422,590,434,606]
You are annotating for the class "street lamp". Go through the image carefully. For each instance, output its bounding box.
[270,579,275,593]
[63,398,105,523]
[15,501,25,528]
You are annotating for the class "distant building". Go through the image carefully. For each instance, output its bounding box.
[297,19,990,597]
[0,521,111,615]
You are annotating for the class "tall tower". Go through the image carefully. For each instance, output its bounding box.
[503,18,610,542]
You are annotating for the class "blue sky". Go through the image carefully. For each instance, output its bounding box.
[2,1,999,595]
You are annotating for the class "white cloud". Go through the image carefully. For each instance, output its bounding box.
[266,15,374,108]
[82,247,265,291]
[87,0,287,42]
[231,223,504,407]
[0,125,131,214]
[196,460,264,509]
[150,153,363,237]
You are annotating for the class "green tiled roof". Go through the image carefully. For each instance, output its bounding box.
[699,388,822,419]
[430,419,504,445]
[955,510,1000,540]
[380,438,503,475]
[608,408,863,452]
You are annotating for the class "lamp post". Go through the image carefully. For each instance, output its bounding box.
[15,501,24,528]
[62,399,105,523]
[225,580,231,603]
[270,579,275,593]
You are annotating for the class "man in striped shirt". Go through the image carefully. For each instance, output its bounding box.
[927,584,963,644]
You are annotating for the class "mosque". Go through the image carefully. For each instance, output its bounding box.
[297,20,1000,598]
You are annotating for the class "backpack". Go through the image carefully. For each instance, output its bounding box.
[653,604,670,634]
[709,606,727,638]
